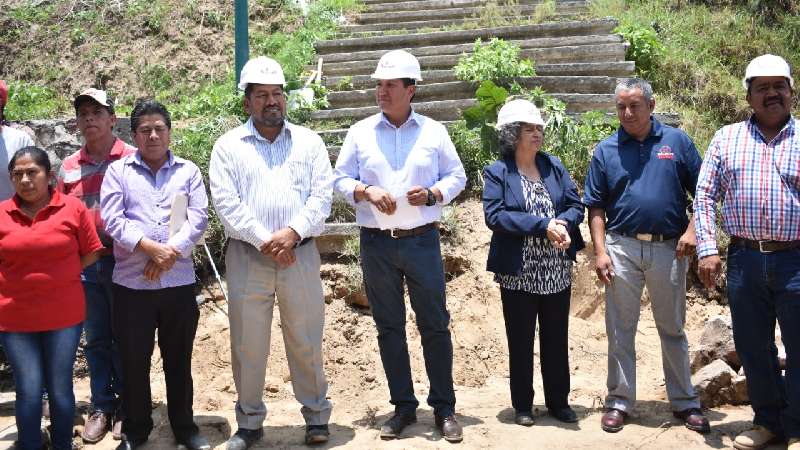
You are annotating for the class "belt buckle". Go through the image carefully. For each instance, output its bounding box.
[635,233,653,242]
[389,228,399,239]
[758,240,774,253]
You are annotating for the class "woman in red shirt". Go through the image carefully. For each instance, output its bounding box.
[0,146,103,450]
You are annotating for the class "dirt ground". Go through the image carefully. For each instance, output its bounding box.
[0,199,779,449]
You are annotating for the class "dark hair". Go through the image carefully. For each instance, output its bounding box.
[130,98,171,132]
[8,146,51,174]
[243,83,284,99]
[497,122,523,158]
[401,78,416,88]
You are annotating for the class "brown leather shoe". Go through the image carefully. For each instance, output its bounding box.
[673,408,710,433]
[601,408,626,433]
[435,415,463,443]
[82,411,110,443]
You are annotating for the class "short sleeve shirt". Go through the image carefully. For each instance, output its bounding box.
[583,118,702,236]
[0,190,103,331]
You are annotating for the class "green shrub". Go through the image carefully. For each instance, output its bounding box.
[449,120,485,191]
[614,23,664,77]
[454,38,535,83]
[4,82,68,121]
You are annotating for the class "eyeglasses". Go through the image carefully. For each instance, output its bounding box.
[136,126,169,135]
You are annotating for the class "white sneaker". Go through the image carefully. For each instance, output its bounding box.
[733,426,778,450]
[787,437,800,450]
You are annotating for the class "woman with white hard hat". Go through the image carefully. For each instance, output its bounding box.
[482,98,585,427]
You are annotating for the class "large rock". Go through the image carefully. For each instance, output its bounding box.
[692,359,742,407]
[691,315,740,373]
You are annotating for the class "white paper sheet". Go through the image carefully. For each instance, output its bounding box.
[369,195,424,230]
[168,193,188,237]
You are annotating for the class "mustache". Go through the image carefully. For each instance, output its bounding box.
[764,96,785,106]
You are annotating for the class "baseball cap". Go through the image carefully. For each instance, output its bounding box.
[74,88,115,114]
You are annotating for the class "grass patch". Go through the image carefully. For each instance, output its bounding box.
[590,0,800,152]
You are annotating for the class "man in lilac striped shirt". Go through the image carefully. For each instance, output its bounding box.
[695,54,799,450]
[100,99,209,450]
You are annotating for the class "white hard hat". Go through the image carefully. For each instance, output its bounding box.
[238,56,286,90]
[371,50,423,81]
[496,99,545,129]
[743,54,794,90]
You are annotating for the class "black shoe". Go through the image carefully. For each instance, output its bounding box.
[434,414,463,443]
[115,438,147,450]
[514,411,535,426]
[380,412,417,440]
[549,406,578,423]
[305,424,329,445]
[177,433,211,450]
[225,428,263,450]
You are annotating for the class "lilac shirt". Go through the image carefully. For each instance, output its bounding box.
[100,151,208,290]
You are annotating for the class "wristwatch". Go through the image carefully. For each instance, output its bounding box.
[425,188,437,206]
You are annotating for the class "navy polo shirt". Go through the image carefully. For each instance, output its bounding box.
[583,117,702,236]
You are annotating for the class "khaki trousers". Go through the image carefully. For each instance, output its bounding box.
[225,239,332,429]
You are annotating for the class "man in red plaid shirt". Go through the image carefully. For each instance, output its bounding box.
[694,54,799,450]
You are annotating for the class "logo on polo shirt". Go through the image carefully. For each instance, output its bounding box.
[657,145,674,160]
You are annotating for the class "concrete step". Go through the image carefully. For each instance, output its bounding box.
[312,94,615,122]
[317,111,679,144]
[327,79,622,108]
[359,0,586,21]
[348,9,586,32]
[363,0,581,11]
[324,62,635,89]
[315,18,618,54]
[319,34,622,64]
[318,42,627,76]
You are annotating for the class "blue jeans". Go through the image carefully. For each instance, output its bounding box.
[82,256,123,413]
[1,323,83,450]
[360,227,456,417]
[727,243,800,438]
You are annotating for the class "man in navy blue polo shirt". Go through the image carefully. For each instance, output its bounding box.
[584,78,709,434]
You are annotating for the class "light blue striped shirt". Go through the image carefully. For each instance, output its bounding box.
[209,119,333,249]
[333,111,466,229]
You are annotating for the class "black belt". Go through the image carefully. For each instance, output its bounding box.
[730,236,800,253]
[618,231,678,242]
[295,237,313,247]
[363,222,437,239]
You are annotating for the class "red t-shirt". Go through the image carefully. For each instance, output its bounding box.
[0,190,103,331]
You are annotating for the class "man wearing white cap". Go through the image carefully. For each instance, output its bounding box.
[0,80,35,200]
[58,88,135,443]
[333,49,467,442]
[209,56,333,449]
[695,54,800,450]
[584,78,708,433]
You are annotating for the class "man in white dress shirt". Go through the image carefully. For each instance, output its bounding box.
[209,57,333,449]
[333,50,467,443]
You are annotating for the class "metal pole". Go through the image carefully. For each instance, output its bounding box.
[234,0,249,89]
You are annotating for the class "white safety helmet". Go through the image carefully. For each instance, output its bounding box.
[495,99,545,130]
[238,56,286,90]
[742,54,794,90]
[371,50,423,81]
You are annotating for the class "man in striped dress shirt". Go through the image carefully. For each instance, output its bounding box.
[695,54,800,450]
[209,57,333,449]
[57,88,135,443]
[333,50,467,443]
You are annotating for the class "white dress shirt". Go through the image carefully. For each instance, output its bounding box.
[209,118,333,249]
[333,111,466,229]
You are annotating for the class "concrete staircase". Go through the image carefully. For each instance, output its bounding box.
[311,0,634,246]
